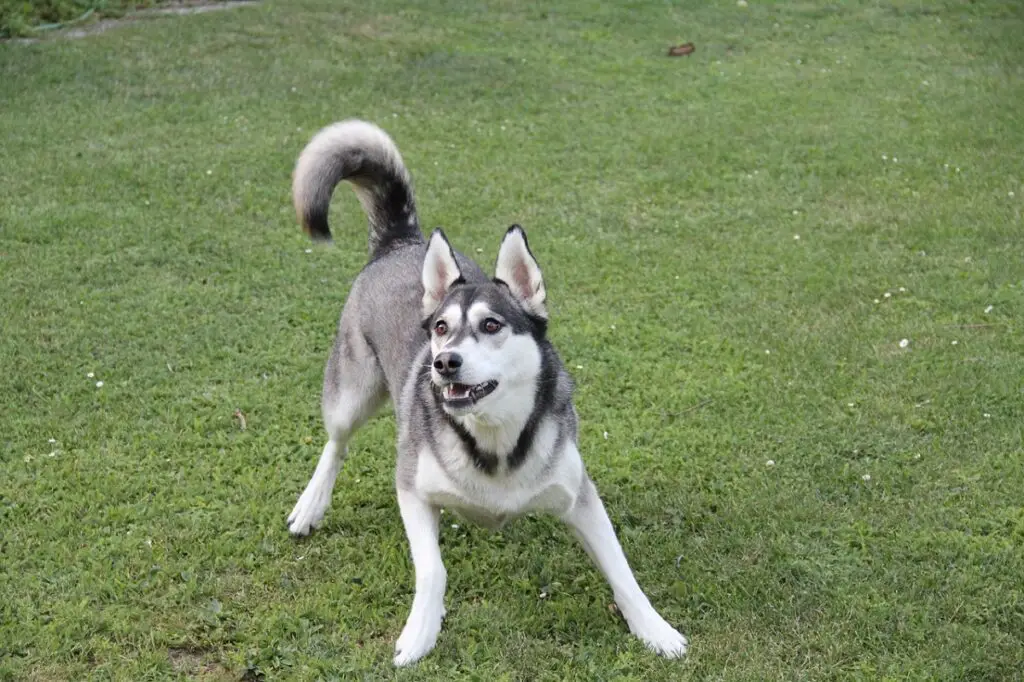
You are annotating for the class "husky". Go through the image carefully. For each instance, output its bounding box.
[286,120,688,666]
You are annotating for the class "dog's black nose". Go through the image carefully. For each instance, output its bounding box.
[433,352,462,377]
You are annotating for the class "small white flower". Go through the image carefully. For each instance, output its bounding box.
[898,287,906,292]
[765,349,771,354]
[206,170,212,175]
[737,0,748,6]
[955,167,960,173]
[951,340,959,345]
[847,402,855,407]
[921,80,929,86]
[603,431,609,440]
[87,372,95,378]
[575,365,584,370]
[899,339,909,348]
[914,453,921,460]
[451,524,459,529]
[944,163,949,169]
[290,86,297,92]
[983,413,991,418]
[984,305,993,314]
[765,459,775,467]
[304,249,312,254]
[882,154,888,160]
[609,324,616,330]
[47,451,57,458]
[873,299,880,304]
[793,234,801,240]
[475,247,483,253]
[48,438,56,444]
[893,157,898,163]
[862,474,871,481]
[1009,191,1015,197]
[792,210,799,215]
[96,381,104,388]
[884,292,892,298]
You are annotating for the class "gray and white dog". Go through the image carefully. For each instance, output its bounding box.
[286,120,687,666]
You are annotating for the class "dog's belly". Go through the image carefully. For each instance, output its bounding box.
[442,498,511,530]
[414,445,581,528]
[428,487,573,531]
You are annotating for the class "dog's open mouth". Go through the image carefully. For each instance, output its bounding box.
[440,380,498,407]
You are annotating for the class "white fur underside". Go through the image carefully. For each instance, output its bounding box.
[414,420,581,525]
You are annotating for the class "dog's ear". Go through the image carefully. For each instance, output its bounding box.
[422,228,462,316]
[495,225,547,319]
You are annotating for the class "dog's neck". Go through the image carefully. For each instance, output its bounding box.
[454,392,535,458]
[440,383,543,475]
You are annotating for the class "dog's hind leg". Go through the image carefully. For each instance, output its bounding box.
[288,327,387,536]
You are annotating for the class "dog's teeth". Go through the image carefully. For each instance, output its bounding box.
[445,384,471,400]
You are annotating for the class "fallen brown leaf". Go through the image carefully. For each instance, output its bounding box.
[668,42,695,57]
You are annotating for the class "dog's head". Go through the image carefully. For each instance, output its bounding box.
[421,226,548,419]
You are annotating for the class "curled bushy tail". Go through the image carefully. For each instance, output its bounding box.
[292,120,422,257]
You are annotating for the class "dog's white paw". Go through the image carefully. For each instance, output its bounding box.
[628,611,688,658]
[393,606,444,667]
[286,485,331,536]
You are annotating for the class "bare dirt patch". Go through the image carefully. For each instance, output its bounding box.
[14,1,258,42]
[168,647,235,680]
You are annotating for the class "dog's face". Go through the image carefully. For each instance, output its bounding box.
[421,226,548,419]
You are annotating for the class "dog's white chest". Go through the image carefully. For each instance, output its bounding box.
[413,424,581,527]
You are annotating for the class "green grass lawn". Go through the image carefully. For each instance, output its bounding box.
[2,0,1023,679]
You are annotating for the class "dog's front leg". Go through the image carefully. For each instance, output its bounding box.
[393,487,447,666]
[561,477,688,658]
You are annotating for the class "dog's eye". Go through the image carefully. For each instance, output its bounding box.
[482,318,503,334]
[434,320,448,336]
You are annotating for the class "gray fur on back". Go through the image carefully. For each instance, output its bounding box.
[324,244,489,405]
